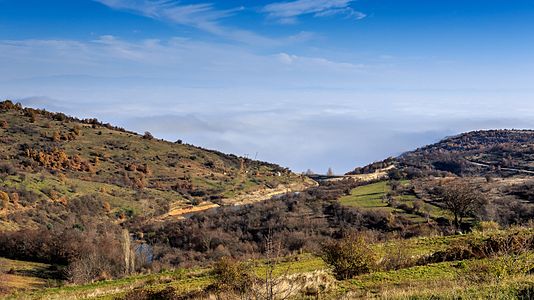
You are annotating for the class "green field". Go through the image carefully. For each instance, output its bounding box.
[339,181,391,209]
[339,181,447,223]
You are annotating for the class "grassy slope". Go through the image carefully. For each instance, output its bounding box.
[0,104,308,230]
[339,180,446,224]
[0,257,61,295]
[339,181,391,209]
[6,229,533,299]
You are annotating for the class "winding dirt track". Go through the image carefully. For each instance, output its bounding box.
[165,177,318,218]
[466,160,534,175]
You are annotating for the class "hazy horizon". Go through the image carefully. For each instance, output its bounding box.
[2,0,534,173]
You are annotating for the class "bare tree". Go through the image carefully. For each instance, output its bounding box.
[326,168,334,177]
[210,233,300,300]
[304,169,315,176]
[251,233,300,300]
[439,181,486,231]
[122,229,135,276]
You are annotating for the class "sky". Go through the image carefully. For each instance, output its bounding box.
[1,0,534,173]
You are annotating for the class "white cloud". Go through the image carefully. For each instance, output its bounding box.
[3,36,533,172]
[277,52,297,64]
[0,37,371,87]
[263,0,366,24]
[93,0,278,46]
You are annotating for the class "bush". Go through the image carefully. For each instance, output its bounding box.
[0,222,126,283]
[473,221,500,233]
[209,257,254,294]
[379,240,417,271]
[0,163,16,175]
[121,287,178,300]
[321,234,376,280]
[423,230,534,264]
[142,132,154,140]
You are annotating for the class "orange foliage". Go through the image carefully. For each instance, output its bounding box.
[0,191,9,211]
[52,130,61,142]
[10,192,19,209]
[25,147,94,172]
[103,201,111,212]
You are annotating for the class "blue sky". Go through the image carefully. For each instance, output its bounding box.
[1,0,534,173]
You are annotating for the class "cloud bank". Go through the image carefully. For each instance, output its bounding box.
[2,35,534,172]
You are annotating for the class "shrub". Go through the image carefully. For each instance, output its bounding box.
[120,287,178,300]
[0,100,21,110]
[321,234,376,280]
[423,230,534,264]
[473,221,500,233]
[379,240,417,271]
[72,125,81,136]
[0,191,9,211]
[0,163,16,175]
[463,252,534,284]
[142,132,154,140]
[52,130,61,142]
[209,257,254,294]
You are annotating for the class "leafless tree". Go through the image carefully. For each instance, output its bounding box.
[439,181,487,230]
[122,229,135,276]
[326,168,334,177]
[304,169,315,176]
[248,233,299,300]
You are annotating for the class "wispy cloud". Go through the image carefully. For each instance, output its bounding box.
[263,0,366,24]
[0,36,375,90]
[4,35,531,172]
[93,0,277,46]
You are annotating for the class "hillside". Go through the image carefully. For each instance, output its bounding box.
[346,130,534,228]
[2,114,534,299]
[348,129,534,178]
[0,100,314,231]
[398,129,534,177]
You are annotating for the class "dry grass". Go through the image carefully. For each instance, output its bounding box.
[0,258,56,297]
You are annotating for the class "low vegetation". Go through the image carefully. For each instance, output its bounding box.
[3,227,533,299]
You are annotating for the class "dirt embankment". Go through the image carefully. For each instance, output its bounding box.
[166,177,317,218]
[326,165,395,182]
[222,178,318,206]
[167,202,220,219]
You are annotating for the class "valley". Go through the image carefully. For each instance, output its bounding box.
[1,102,534,299]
